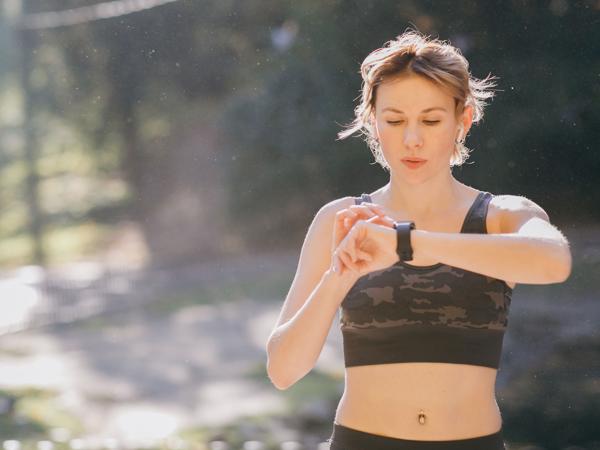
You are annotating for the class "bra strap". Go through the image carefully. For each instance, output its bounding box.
[462,192,493,234]
[354,191,493,233]
[354,193,372,205]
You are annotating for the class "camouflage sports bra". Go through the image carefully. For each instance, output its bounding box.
[339,191,513,369]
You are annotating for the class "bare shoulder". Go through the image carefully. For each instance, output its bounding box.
[302,194,360,259]
[487,194,551,234]
[489,194,550,218]
[318,195,357,218]
[486,193,551,290]
[268,195,355,330]
[309,196,357,238]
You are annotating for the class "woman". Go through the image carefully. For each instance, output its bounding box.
[266,29,572,450]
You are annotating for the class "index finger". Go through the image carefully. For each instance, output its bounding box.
[359,202,386,213]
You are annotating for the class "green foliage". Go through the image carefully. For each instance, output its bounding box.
[0,387,84,443]
[219,1,600,249]
[0,0,597,265]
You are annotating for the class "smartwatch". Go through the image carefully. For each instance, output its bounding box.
[393,221,415,261]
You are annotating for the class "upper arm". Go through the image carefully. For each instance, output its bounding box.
[270,197,353,331]
[494,195,563,240]
[496,194,571,277]
[490,195,572,287]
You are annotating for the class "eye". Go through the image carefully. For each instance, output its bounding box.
[386,120,440,126]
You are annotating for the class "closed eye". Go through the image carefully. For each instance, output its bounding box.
[387,120,440,126]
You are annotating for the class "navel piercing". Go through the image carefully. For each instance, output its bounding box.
[418,409,426,425]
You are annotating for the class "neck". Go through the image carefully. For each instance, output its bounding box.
[380,170,466,220]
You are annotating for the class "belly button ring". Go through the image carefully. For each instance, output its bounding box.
[418,409,426,425]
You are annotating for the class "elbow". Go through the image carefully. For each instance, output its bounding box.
[556,251,572,283]
[548,244,573,283]
[266,358,295,390]
[271,377,294,391]
[265,331,313,390]
[265,338,295,390]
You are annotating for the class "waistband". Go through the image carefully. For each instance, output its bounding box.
[328,422,506,450]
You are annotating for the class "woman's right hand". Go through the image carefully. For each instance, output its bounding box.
[329,201,392,279]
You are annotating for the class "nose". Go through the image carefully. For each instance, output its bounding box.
[403,126,423,149]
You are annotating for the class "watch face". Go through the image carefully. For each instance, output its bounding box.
[394,221,415,230]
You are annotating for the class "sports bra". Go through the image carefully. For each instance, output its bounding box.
[339,191,513,370]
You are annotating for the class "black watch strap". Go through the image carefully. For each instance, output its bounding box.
[393,221,415,261]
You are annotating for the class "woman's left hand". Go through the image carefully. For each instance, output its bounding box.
[334,215,401,278]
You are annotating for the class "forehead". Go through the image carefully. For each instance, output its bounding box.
[375,75,453,113]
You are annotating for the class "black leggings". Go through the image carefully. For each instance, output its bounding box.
[327,422,506,450]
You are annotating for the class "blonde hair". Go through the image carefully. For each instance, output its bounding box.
[337,28,499,170]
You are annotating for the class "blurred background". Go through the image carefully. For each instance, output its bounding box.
[0,0,598,449]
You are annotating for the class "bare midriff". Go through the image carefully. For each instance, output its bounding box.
[334,362,503,441]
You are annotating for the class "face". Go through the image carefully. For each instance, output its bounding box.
[372,74,472,181]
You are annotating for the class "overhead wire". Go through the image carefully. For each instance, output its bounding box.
[18,0,182,30]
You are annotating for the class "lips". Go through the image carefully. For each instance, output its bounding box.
[402,159,427,169]
[402,158,427,162]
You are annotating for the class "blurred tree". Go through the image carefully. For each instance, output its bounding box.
[16,0,46,264]
[220,0,600,250]
[2,0,597,265]
[17,0,288,264]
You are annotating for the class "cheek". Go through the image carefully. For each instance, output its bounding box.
[427,122,454,139]
[378,126,396,143]
[376,121,405,141]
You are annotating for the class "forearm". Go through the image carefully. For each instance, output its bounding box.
[413,230,572,284]
[266,270,355,390]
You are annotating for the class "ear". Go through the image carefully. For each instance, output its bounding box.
[460,104,474,138]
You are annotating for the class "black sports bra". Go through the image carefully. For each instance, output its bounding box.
[339,191,513,369]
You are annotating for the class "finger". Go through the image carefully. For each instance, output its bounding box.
[357,249,373,262]
[340,211,359,233]
[349,219,369,263]
[346,224,360,263]
[336,209,358,223]
[371,214,396,227]
[360,202,387,215]
[334,210,357,247]
[336,250,348,273]
[344,206,385,234]
[338,254,349,275]
[338,248,358,273]
[349,205,379,219]
[336,210,357,227]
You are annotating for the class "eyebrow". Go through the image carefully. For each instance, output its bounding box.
[381,107,447,113]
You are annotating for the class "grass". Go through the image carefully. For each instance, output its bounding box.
[0,221,113,270]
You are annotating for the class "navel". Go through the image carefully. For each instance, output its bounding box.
[418,409,427,425]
